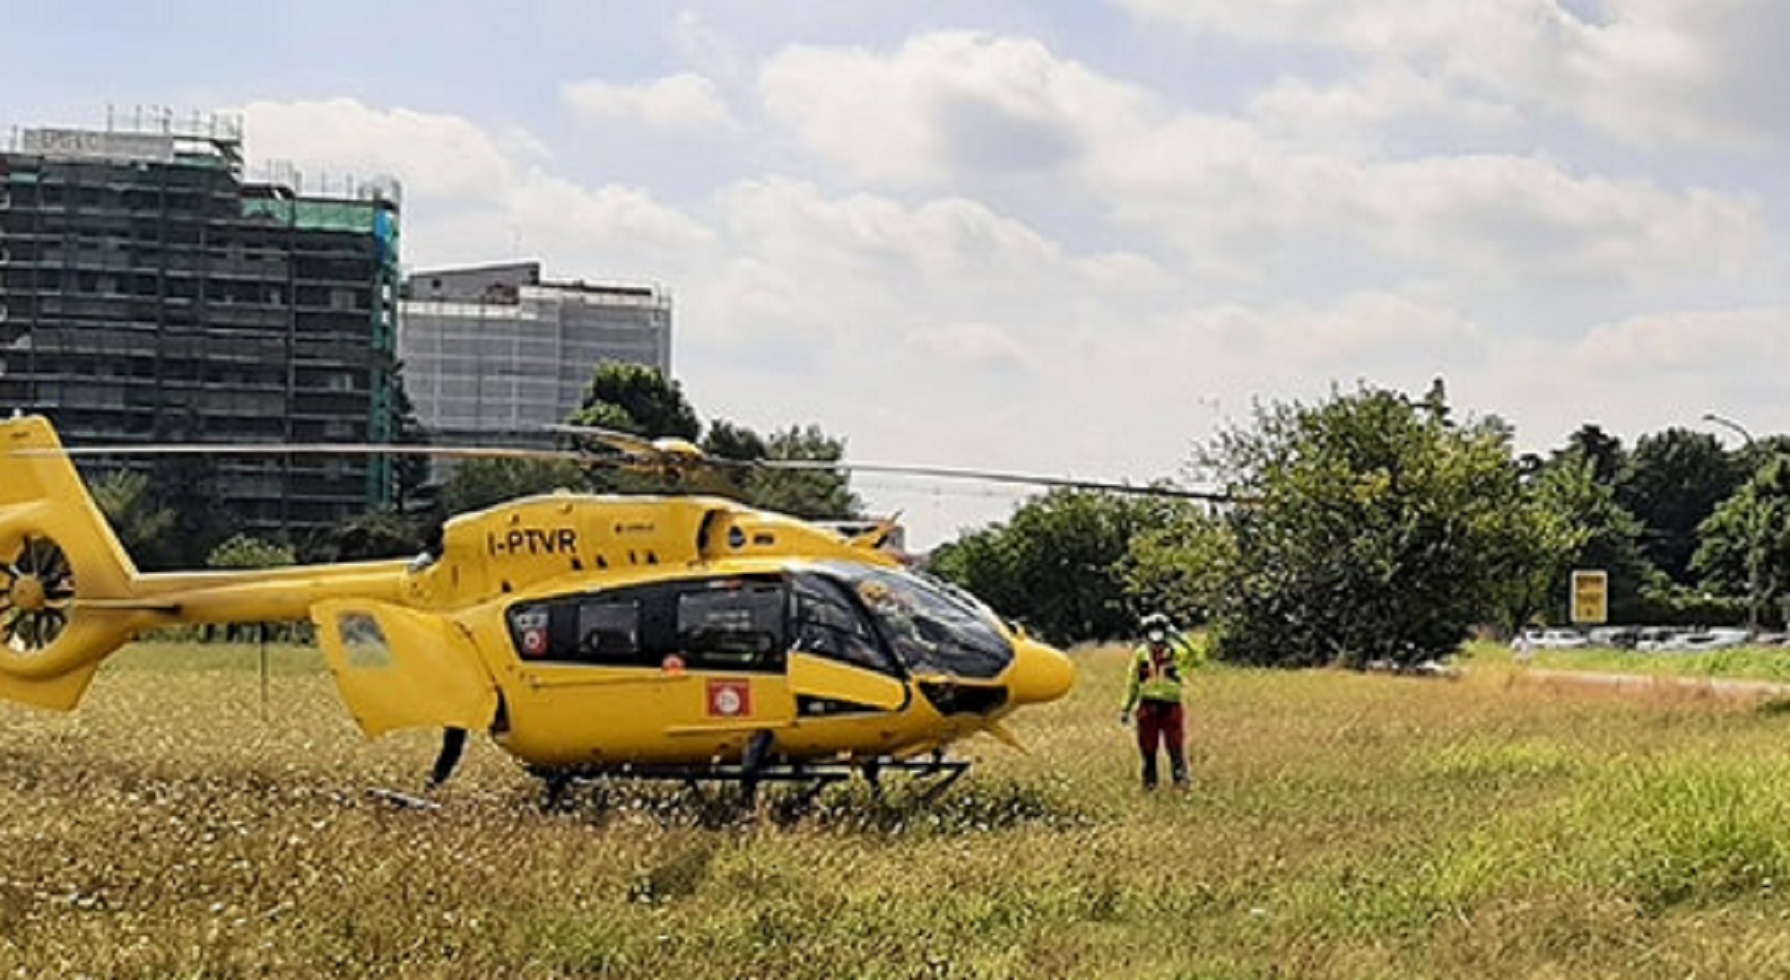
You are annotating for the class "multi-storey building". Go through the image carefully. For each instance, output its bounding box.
[0,116,401,539]
[398,261,671,440]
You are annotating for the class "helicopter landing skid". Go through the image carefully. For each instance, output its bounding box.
[860,752,972,802]
[528,752,973,810]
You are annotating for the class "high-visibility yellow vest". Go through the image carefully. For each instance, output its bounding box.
[1122,634,1201,709]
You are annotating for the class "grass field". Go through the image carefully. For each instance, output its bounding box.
[9,642,1790,978]
[1524,643,1790,683]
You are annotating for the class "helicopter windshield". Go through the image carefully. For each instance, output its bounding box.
[808,563,1013,679]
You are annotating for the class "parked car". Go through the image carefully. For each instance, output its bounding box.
[1587,626,1639,649]
[1655,628,1749,653]
[1515,628,1588,650]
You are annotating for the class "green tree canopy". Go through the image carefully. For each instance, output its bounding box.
[390,365,435,514]
[1519,456,1660,627]
[701,418,769,462]
[1118,504,1230,629]
[735,424,863,519]
[1618,428,1741,585]
[302,512,428,563]
[89,469,176,569]
[927,489,1191,645]
[441,458,588,515]
[1194,383,1539,668]
[207,534,296,569]
[572,362,701,439]
[1693,453,1790,630]
[1551,423,1627,486]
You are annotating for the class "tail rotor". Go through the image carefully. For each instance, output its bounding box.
[1,535,76,654]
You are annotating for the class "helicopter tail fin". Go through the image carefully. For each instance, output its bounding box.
[0,414,145,710]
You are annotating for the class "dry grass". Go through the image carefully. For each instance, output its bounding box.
[6,641,1790,977]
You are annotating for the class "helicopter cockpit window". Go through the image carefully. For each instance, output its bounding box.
[790,574,897,675]
[811,563,1013,679]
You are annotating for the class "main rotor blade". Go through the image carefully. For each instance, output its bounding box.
[11,444,583,462]
[542,423,660,458]
[753,458,1242,502]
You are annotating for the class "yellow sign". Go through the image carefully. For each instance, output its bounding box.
[1571,569,1608,624]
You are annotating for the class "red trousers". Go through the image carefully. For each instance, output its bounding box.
[1134,700,1188,787]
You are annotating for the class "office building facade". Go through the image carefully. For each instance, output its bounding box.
[399,262,671,439]
[0,117,401,538]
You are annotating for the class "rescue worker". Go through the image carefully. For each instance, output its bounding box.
[1120,614,1200,790]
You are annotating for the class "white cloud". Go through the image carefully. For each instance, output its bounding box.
[1568,309,1790,374]
[1198,292,1485,366]
[749,30,1769,304]
[560,73,740,132]
[236,98,717,281]
[1113,0,1790,152]
[904,322,1038,373]
[240,97,523,201]
[758,31,1149,187]
[1247,65,1523,146]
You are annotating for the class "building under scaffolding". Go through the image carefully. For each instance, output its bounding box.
[0,114,402,545]
[399,261,671,442]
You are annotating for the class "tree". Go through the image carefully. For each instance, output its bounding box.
[149,455,241,570]
[571,362,701,439]
[303,512,427,563]
[737,425,863,519]
[88,469,176,568]
[1517,457,1660,627]
[568,362,703,495]
[927,490,1191,645]
[441,458,588,515]
[1550,423,1627,486]
[206,533,300,641]
[1119,506,1231,629]
[1617,428,1741,585]
[1693,453,1790,630]
[390,365,435,514]
[208,534,296,569]
[1194,384,1540,669]
[701,418,768,462]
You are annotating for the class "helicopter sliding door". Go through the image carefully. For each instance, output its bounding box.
[497,574,798,767]
[313,600,500,738]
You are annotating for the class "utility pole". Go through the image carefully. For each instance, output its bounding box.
[1703,413,1761,634]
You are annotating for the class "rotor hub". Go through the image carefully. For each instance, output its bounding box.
[8,576,46,613]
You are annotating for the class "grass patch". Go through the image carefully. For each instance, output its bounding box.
[6,641,1790,976]
[1522,644,1790,683]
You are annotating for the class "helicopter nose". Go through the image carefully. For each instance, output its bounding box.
[1007,639,1076,706]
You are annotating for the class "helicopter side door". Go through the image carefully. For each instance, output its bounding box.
[496,575,798,767]
[786,573,908,716]
[313,599,500,738]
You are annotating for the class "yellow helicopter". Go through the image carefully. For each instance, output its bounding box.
[0,413,1228,802]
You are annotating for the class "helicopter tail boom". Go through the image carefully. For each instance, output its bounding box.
[0,415,151,710]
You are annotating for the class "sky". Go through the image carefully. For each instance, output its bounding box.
[5,0,1788,548]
